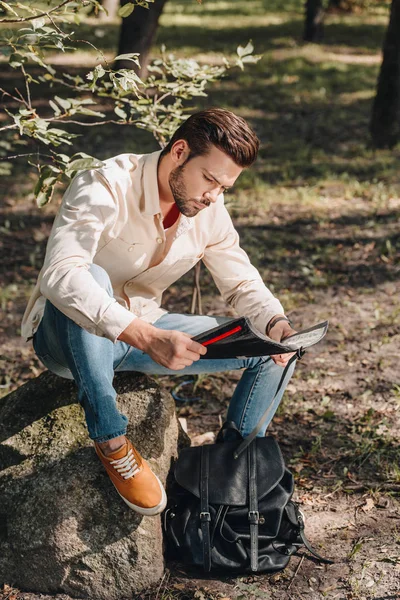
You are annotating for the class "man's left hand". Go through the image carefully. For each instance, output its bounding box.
[268,319,297,368]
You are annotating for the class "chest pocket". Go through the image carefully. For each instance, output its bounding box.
[131,252,204,288]
[95,237,148,285]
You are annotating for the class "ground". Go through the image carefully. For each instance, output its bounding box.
[0,0,399,598]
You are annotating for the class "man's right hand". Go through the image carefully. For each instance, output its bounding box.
[118,318,207,370]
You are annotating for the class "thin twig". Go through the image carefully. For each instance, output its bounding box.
[0,124,18,133]
[154,570,169,600]
[47,12,64,35]
[0,87,24,104]
[20,65,32,109]
[0,0,72,23]
[2,152,54,161]
[47,118,126,126]
[74,38,111,70]
[288,554,305,590]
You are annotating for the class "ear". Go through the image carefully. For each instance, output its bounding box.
[170,139,190,166]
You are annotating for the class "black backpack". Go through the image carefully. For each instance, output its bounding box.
[164,421,332,573]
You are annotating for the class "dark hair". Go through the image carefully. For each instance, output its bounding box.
[161,108,260,167]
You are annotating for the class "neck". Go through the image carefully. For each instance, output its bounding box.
[157,153,176,218]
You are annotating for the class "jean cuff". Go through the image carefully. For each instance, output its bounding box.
[92,429,127,443]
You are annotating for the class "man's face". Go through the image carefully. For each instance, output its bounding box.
[169,144,243,217]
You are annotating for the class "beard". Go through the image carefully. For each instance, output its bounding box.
[169,164,210,217]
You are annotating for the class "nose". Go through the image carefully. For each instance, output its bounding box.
[204,188,219,203]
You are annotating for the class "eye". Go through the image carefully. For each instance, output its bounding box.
[203,175,213,183]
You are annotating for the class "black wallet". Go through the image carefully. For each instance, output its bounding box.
[193,317,328,359]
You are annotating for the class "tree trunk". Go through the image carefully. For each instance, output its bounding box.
[303,0,325,42]
[116,0,169,77]
[370,0,400,148]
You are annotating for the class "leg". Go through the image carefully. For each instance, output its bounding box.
[33,264,130,443]
[116,313,296,437]
[33,264,166,515]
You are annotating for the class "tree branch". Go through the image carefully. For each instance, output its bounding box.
[0,124,18,133]
[0,0,73,23]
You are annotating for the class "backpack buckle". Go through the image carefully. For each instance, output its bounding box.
[248,510,259,524]
[200,511,211,522]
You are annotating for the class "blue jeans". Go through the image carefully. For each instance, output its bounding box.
[33,265,295,443]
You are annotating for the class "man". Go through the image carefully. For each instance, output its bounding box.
[22,108,296,517]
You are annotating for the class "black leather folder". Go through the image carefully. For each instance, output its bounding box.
[193,317,328,359]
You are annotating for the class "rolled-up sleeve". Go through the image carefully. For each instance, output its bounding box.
[203,199,285,335]
[39,170,136,342]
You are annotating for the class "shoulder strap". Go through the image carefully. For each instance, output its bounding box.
[234,352,301,459]
[297,510,334,564]
[200,445,212,572]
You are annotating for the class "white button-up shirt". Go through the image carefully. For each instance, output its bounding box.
[21,150,284,342]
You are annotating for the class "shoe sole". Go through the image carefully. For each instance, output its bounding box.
[114,474,167,516]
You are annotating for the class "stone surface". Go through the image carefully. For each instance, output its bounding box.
[0,371,180,599]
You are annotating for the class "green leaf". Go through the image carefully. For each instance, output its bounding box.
[54,96,72,111]
[117,3,135,18]
[94,64,106,78]
[36,188,55,208]
[114,106,128,120]
[0,1,19,16]
[237,40,254,58]
[114,53,141,66]
[65,157,105,178]
[78,107,106,117]
[56,153,70,164]
[241,54,262,65]
[31,17,46,30]
[9,53,26,69]
[49,100,61,116]
[34,166,58,207]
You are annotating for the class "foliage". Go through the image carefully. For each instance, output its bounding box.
[328,0,375,12]
[0,0,261,205]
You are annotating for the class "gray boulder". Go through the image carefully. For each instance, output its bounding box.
[0,371,180,599]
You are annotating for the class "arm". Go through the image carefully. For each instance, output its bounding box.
[203,199,286,336]
[203,199,298,367]
[266,315,297,367]
[118,319,207,369]
[40,170,135,341]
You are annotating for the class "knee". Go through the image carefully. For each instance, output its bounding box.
[245,355,272,369]
[88,264,113,294]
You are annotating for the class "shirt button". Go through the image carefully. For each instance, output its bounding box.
[156,237,163,244]
[128,246,135,252]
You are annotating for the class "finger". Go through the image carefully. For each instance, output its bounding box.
[187,339,208,355]
[271,355,286,367]
[171,361,193,371]
[181,349,203,362]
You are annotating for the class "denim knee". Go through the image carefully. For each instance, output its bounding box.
[245,355,272,369]
[88,264,113,295]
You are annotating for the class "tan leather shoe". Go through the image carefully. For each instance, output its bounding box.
[95,438,167,516]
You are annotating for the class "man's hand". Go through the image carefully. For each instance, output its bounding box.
[267,316,297,368]
[118,318,207,370]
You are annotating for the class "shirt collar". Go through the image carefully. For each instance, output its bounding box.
[141,148,194,236]
[142,149,163,216]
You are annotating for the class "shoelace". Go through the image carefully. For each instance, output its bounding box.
[110,448,140,479]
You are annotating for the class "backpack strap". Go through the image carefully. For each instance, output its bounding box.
[297,510,334,564]
[234,351,302,459]
[248,441,259,572]
[200,445,212,572]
